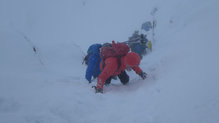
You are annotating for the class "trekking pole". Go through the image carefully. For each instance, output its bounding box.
[121,38,142,44]
[150,7,158,44]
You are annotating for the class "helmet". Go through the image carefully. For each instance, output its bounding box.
[124,52,140,67]
[134,30,139,35]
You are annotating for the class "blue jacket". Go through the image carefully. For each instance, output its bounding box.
[130,43,147,59]
[85,44,102,82]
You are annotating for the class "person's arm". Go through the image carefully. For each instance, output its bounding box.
[132,66,143,74]
[132,66,147,80]
[96,58,117,89]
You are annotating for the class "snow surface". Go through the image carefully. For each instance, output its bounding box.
[0,0,219,123]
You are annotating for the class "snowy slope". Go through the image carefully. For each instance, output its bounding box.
[0,0,219,123]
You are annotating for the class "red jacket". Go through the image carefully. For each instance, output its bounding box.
[96,56,142,89]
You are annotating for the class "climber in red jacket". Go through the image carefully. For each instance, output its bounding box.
[94,52,147,93]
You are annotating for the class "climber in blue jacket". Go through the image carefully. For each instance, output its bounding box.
[84,44,102,83]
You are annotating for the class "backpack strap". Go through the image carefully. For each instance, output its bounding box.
[116,56,122,71]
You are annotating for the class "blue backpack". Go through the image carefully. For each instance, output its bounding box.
[85,44,102,82]
[83,44,101,65]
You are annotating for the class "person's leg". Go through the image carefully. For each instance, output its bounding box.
[104,76,112,86]
[118,71,129,85]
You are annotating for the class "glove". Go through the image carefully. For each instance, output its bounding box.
[138,72,147,80]
[92,86,103,93]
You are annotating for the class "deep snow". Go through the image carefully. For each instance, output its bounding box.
[0,0,219,123]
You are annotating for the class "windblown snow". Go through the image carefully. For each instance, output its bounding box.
[0,0,219,123]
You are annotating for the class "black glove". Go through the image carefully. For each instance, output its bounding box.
[92,86,103,93]
[138,72,147,80]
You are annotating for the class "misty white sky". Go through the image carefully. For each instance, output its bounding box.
[0,0,219,123]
